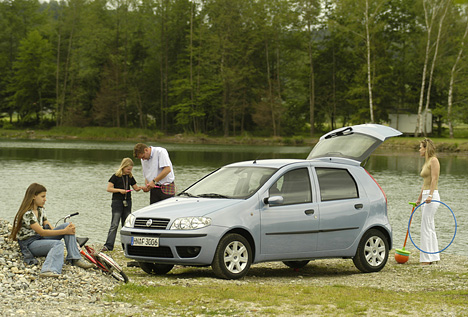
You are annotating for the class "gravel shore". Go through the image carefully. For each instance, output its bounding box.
[0,219,149,316]
[2,217,468,316]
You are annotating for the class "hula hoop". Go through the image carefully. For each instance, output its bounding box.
[408,200,457,254]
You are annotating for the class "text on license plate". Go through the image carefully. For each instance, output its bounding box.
[131,237,159,247]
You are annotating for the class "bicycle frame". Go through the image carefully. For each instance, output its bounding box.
[80,245,121,270]
[61,213,128,283]
[80,245,108,271]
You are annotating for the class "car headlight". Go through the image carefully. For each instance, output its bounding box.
[124,213,136,228]
[170,217,211,230]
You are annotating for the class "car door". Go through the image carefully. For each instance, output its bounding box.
[260,167,320,258]
[314,166,370,252]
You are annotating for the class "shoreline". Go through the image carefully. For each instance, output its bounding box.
[3,128,468,153]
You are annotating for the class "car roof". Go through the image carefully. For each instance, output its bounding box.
[225,159,304,169]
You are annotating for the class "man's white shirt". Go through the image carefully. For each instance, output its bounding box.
[141,146,175,185]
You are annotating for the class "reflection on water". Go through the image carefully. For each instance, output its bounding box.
[0,139,466,257]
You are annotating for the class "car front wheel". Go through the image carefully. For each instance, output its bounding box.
[139,262,174,275]
[212,233,252,279]
[353,229,389,273]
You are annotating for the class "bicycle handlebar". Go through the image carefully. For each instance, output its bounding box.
[55,212,80,226]
[64,212,79,222]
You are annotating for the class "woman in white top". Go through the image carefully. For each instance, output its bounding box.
[416,138,441,265]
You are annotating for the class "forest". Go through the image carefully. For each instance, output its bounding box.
[0,0,467,137]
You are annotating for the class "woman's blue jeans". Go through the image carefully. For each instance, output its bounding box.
[28,223,82,274]
[104,200,131,251]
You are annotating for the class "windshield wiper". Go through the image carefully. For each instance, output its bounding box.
[324,127,353,139]
[179,192,199,198]
[198,193,230,199]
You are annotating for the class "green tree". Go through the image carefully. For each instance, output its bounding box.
[8,30,55,125]
[64,0,113,127]
[0,0,46,123]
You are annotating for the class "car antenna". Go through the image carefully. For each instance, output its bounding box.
[253,151,266,164]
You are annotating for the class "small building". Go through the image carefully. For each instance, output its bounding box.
[388,110,432,135]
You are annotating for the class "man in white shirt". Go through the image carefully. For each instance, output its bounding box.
[133,143,175,204]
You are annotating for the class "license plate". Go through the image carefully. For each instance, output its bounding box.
[131,237,159,247]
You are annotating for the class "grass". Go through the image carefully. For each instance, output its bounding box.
[110,277,468,316]
[101,250,468,316]
[2,126,468,151]
[0,126,165,140]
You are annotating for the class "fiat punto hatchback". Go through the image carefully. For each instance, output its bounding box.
[121,124,402,279]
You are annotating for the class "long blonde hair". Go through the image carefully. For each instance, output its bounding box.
[116,158,134,177]
[10,183,47,240]
[421,138,436,162]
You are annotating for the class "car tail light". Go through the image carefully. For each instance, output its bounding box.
[365,170,387,204]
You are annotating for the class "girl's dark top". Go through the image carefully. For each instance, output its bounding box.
[109,174,136,201]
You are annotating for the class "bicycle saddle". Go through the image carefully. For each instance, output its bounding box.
[76,237,89,247]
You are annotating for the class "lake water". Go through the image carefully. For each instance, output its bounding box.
[0,139,465,257]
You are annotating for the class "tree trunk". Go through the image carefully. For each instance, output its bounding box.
[189,1,196,133]
[365,0,374,123]
[135,86,145,129]
[265,40,276,136]
[276,45,281,137]
[416,0,437,136]
[160,2,168,132]
[332,41,336,130]
[448,19,468,138]
[56,5,76,127]
[307,19,315,137]
[55,31,61,127]
[423,0,449,136]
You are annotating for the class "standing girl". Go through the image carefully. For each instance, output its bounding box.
[10,183,92,278]
[416,138,441,265]
[103,158,141,251]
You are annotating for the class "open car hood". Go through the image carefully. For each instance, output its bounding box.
[307,124,402,163]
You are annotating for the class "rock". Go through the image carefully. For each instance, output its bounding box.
[0,218,142,316]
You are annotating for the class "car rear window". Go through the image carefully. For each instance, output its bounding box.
[307,133,378,162]
[316,168,358,201]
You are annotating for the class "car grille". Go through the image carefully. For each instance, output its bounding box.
[134,217,170,229]
[127,245,174,258]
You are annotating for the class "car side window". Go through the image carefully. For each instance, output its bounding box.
[270,168,312,205]
[316,167,358,201]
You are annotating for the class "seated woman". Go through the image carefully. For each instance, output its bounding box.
[10,183,93,277]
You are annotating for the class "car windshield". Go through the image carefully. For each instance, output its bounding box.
[181,166,277,199]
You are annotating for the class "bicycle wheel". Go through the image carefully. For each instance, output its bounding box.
[97,252,123,271]
[96,253,129,283]
[111,269,129,283]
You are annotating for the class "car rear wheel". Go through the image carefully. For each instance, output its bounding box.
[139,262,174,275]
[353,229,389,273]
[283,260,310,269]
[212,233,252,279]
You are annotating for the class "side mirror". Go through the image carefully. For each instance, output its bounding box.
[263,195,284,206]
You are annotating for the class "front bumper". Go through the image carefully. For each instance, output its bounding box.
[120,226,226,266]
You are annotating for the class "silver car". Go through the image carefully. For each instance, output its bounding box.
[121,124,402,279]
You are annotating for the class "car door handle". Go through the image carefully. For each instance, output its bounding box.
[354,204,363,209]
[305,209,315,215]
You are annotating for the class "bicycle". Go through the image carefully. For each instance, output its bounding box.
[56,212,129,283]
